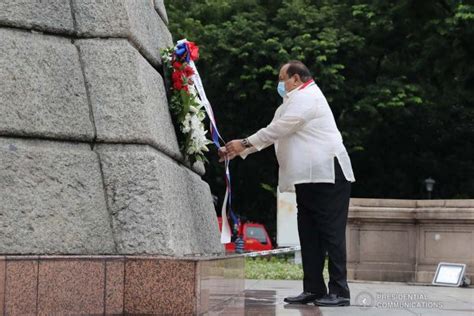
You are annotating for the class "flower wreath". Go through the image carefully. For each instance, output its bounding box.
[161,41,212,164]
[162,40,238,244]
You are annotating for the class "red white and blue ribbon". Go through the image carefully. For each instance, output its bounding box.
[176,39,238,243]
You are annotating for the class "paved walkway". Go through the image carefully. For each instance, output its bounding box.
[240,279,474,315]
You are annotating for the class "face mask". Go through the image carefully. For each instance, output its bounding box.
[277,81,286,98]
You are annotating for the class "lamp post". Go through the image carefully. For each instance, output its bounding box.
[424,177,436,199]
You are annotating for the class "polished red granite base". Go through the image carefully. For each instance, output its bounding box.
[0,255,244,315]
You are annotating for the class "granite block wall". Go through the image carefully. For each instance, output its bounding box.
[0,0,223,256]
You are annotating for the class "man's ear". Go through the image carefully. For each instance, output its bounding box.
[293,74,301,84]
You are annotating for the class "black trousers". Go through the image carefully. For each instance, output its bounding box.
[295,158,351,298]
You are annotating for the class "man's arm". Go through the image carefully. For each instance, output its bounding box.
[223,104,283,160]
[239,146,258,159]
[246,94,316,150]
[224,115,306,159]
[246,115,306,150]
[239,139,273,159]
[225,97,315,158]
[219,140,266,161]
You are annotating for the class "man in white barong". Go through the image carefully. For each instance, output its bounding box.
[220,60,355,307]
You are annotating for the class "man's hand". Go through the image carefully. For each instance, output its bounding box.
[218,146,238,162]
[218,147,228,162]
[225,139,245,157]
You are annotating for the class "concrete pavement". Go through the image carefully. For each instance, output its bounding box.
[241,279,474,316]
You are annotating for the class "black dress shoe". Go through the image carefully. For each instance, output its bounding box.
[284,292,323,304]
[314,294,350,306]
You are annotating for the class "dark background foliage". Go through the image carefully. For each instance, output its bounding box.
[165,0,474,240]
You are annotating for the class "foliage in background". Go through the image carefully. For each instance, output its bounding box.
[166,0,474,238]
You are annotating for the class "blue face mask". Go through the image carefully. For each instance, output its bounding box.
[277,81,286,98]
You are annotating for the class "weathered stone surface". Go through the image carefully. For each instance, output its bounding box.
[0,2,216,258]
[126,0,173,64]
[71,0,130,37]
[0,138,115,254]
[348,198,474,282]
[184,169,222,254]
[73,0,173,66]
[154,0,169,24]
[0,0,74,34]
[76,39,181,159]
[0,29,94,141]
[350,198,416,208]
[96,144,223,256]
[191,161,206,176]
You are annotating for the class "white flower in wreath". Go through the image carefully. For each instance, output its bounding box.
[181,113,192,133]
[180,111,211,155]
[190,126,210,153]
[190,114,202,130]
[161,51,172,63]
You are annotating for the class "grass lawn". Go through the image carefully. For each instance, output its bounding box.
[245,255,329,280]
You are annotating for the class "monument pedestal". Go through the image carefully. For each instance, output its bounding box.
[0,2,243,315]
[0,255,244,315]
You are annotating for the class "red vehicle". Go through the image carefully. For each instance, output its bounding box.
[217,217,273,252]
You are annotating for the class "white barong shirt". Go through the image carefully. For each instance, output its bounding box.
[242,81,355,192]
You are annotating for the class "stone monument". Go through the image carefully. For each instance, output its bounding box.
[0,1,243,314]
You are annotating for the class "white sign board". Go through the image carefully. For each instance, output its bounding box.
[432,263,466,287]
[277,189,300,247]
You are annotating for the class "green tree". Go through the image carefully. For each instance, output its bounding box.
[166,0,474,239]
